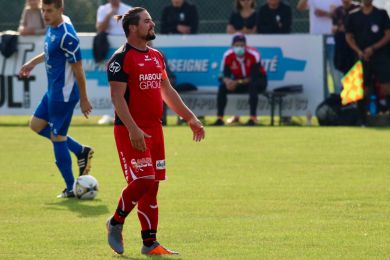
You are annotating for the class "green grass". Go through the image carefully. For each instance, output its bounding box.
[0,117,389,259]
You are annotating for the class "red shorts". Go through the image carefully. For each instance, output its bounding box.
[114,125,166,183]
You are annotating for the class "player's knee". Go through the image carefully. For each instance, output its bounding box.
[29,120,40,133]
[29,117,48,133]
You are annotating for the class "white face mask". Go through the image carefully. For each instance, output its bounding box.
[233,46,245,56]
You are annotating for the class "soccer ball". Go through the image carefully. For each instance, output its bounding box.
[73,175,99,200]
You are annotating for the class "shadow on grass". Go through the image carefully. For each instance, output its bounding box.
[108,253,182,260]
[44,198,109,218]
[110,255,143,260]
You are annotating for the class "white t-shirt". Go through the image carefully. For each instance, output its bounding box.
[374,0,390,15]
[307,0,342,34]
[96,2,131,35]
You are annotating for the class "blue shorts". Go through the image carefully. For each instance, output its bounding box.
[33,93,78,136]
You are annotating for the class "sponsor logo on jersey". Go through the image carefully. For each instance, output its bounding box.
[139,73,162,90]
[109,61,121,74]
[156,160,165,170]
[139,73,162,81]
[231,61,238,70]
[144,55,152,61]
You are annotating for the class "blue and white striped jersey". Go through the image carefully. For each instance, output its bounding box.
[44,19,81,102]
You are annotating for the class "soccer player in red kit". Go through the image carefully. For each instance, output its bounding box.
[105,7,205,256]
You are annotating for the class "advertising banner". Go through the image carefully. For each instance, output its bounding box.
[0,34,324,116]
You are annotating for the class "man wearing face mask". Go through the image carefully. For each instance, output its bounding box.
[213,33,267,126]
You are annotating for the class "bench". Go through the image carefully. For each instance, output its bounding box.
[165,84,303,126]
[263,84,303,126]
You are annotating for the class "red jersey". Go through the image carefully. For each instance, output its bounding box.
[221,47,265,79]
[107,44,168,127]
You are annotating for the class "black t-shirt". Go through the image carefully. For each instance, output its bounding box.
[345,7,390,56]
[160,1,199,34]
[332,3,361,31]
[228,11,256,31]
[256,2,292,34]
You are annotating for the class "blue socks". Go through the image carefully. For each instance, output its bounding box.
[53,141,74,191]
[67,136,83,156]
[38,126,83,191]
[38,126,51,139]
[38,126,83,156]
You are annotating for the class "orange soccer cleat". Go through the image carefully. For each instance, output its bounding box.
[141,241,179,255]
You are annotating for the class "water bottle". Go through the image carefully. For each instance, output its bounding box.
[369,95,377,116]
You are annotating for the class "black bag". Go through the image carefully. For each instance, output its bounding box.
[316,94,360,126]
[0,33,18,58]
[174,82,198,93]
[92,32,109,63]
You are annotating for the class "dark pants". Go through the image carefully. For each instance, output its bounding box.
[217,82,263,117]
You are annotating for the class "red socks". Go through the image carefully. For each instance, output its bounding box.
[113,178,154,224]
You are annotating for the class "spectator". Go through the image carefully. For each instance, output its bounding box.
[256,0,292,34]
[213,34,267,126]
[18,0,46,35]
[297,0,342,34]
[96,0,131,35]
[160,0,199,34]
[332,0,360,74]
[345,0,390,121]
[226,0,257,34]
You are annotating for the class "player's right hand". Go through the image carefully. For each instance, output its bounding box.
[129,127,151,152]
[19,63,34,78]
[80,98,93,119]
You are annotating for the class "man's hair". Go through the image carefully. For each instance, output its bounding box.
[116,7,146,37]
[235,0,256,11]
[42,0,63,8]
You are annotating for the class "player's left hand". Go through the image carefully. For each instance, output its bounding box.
[80,98,93,118]
[188,117,205,142]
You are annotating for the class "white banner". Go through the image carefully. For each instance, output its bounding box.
[0,34,324,116]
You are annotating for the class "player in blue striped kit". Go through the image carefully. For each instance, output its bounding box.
[19,0,94,198]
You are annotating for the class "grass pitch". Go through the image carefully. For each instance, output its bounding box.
[0,117,389,259]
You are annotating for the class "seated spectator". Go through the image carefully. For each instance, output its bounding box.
[18,0,46,36]
[213,34,267,126]
[96,0,131,35]
[160,0,199,34]
[256,0,292,34]
[332,0,360,74]
[226,0,257,34]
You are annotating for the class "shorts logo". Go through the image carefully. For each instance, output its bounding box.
[156,160,165,170]
[109,61,121,74]
[130,157,153,173]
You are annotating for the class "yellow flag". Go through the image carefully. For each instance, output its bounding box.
[340,61,364,105]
